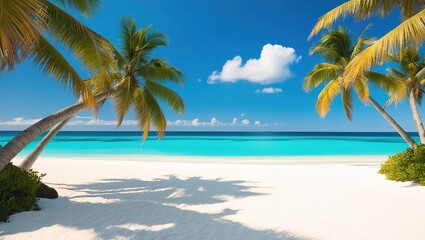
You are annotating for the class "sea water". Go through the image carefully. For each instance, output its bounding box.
[0,131,418,157]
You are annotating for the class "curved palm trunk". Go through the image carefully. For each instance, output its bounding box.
[368,96,418,148]
[408,90,425,144]
[19,116,73,171]
[0,92,111,171]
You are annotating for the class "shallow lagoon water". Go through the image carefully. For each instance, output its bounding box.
[0,131,417,157]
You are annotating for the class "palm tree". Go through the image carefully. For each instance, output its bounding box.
[11,17,185,171]
[367,47,425,143]
[308,0,425,91]
[0,0,115,106]
[305,26,417,147]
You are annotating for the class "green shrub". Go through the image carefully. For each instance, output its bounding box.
[379,145,425,185]
[0,164,44,222]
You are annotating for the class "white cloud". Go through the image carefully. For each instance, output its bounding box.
[166,117,270,128]
[208,44,301,85]
[241,119,250,125]
[0,117,42,126]
[210,117,218,125]
[75,116,93,119]
[241,113,246,117]
[255,87,283,94]
[192,118,200,126]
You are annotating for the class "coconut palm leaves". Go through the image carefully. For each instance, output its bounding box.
[0,17,185,171]
[305,26,417,147]
[0,0,114,106]
[309,0,425,89]
[367,47,425,143]
[90,17,185,139]
[304,27,371,120]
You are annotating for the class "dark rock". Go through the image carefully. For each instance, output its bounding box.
[36,183,58,199]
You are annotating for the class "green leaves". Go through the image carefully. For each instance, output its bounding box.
[145,80,185,114]
[113,77,135,127]
[52,0,102,17]
[306,27,371,120]
[0,0,47,70]
[316,79,341,118]
[0,0,114,107]
[31,36,95,106]
[46,1,115,78]
[106,17,185,140]
[304,63,340,92]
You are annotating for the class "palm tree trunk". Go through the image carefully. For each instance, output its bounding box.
[19,116,73,171]
[368,96,417,148]
[0,92,112,171]
[408,90,425,144]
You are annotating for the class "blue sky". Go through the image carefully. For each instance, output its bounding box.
[0,0,423,132]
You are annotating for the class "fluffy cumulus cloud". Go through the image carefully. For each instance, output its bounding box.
[166,117,271,127]
[208,44,301,84]
[192,118,200,126]
[0,116,140,127]
[255,87,283,94]
[210,117,218,125]
[0,116,272,128]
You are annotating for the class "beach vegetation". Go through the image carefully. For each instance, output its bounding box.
[305,26,417,147]
[379,145,425,185]
[0,164,44,222]
[309,0,425,93]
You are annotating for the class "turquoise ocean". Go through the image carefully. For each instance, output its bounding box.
[0,131,418,157]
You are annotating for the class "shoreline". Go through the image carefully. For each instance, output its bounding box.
[12,154,389,166]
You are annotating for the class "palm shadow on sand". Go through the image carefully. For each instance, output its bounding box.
[0,176,311,240]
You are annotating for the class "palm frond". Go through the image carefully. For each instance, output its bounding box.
[309,0,378,39]
[400,0,425,19]
[351,24,372,58]
[343,9,425,87]
[384,94,403,108]
[316,78,341,117]
[366,71,405,95]
[132,87,150,140]
[86,71,122,95]
[31,35,95,106]
[0,0,47,70]
[342,87,353,120]
[143,87,167,139]
[120,16,137,63]
[415,87,424,104]
[353,76,370,102]
[145,80,185,114]
[51,0,102,17]
[304,63,340,92]
[309,45,345,64]
[387,67,408,79]
[46,1,115,77]
[311,29,351,63]
[138,59,184,85]
[113,77,134,126]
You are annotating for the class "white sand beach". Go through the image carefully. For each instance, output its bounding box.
[1,156,425,240]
